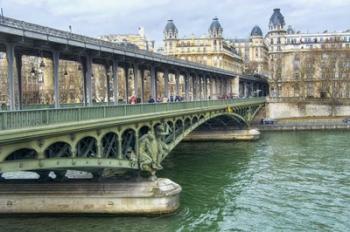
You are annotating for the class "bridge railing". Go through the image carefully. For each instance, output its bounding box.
[0,98,265,131]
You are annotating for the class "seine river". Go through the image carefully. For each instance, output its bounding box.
[0,131,349,232]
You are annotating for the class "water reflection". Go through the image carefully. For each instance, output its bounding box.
[0,131,349,232]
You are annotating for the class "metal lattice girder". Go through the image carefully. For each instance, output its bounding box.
[5,149,37,161]
[45,142,72,158]
[174,120,184,138]
[0,99,265,173]
[164,122,175,144]
[77,137,97,158]
[122,130,135,158]
[0,98,265,132]
[102,133,118,158]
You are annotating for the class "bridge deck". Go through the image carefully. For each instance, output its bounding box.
[0,98,265,173]
[0,98,265,132]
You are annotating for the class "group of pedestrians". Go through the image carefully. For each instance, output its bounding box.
[147,95,183,104]
[128,94,237,105]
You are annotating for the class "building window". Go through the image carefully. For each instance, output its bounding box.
[307,82,313,97]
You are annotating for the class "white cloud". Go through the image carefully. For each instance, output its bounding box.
[2,0,349,46]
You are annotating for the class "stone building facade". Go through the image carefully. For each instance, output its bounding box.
[228,26,269,75]
[162,18,243,74]
[99,27,155,52]
[264,8,350,118]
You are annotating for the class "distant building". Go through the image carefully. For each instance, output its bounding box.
[162,18,243,74]
[228,25,269,75]
[99,27,155,52]
[264,8,350,118]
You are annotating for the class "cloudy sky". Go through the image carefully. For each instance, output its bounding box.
[1,0,349,47]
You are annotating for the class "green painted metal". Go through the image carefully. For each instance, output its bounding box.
[0,98,265,131]
[0,98,265,176]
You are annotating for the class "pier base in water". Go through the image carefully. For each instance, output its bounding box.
[0,178,181,214]
[184,129,260,141]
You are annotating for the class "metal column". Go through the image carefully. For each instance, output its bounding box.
[204,76,208,100]
[15,53,22,109]
[150,65,156,99]
[124,64,129,104]
[175,71,180,96]
[112,59,119,104]
[185,73,189,101]
[141,68,145,103]
[133,63,139,97]
[164,69,169,98]
[53,51,60,108]
[84,55,93,106]
[192,74,197,100]
[6,43,16,110]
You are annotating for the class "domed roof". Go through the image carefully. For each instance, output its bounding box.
[287,25,295,34]
[164,20,178,34]
[209,17,223,35]
[269,8,285,29]
[251,25,263,37]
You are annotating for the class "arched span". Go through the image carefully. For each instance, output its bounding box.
[160,111,256,164]
[220,112,249,127]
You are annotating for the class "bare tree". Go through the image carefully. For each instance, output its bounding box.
[319,38,350,115]
[244,61,259,74]
[289,37,350,116]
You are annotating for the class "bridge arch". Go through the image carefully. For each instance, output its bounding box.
[160,110,259,166]
[101,132,119,158]
[121,129,136,160]
[76,136,98,158]
[138,125,152,138]
[0,100,265,174]
[5,148,38,161]
[45,142,72,158]
[184,117,192,130]
[192,116,199,124]
[174,119,184,138]
[164,121,175,145]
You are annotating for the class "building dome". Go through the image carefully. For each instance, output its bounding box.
[287,25,295,34]
[269,8,285,30]
[251,25,263,37]
[164,20,178,39]
[209,17,223,38]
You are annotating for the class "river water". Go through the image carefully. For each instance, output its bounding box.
[0,131,349,232]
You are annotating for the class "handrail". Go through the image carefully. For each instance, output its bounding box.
[0,98,265,131]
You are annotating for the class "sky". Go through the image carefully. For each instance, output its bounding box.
[1,0,349,48]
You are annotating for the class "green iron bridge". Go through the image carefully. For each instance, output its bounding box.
[0,98,265,178]
[0,16,267,180]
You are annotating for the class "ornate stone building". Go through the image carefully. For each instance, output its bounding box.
[228,26,269,75]
[99,27,155,52]
[265,8,350,118]
[162,18,243,74]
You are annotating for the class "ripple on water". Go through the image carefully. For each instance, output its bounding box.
[0,132,349,232]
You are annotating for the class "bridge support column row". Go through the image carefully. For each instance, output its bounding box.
[2,46,238,109]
